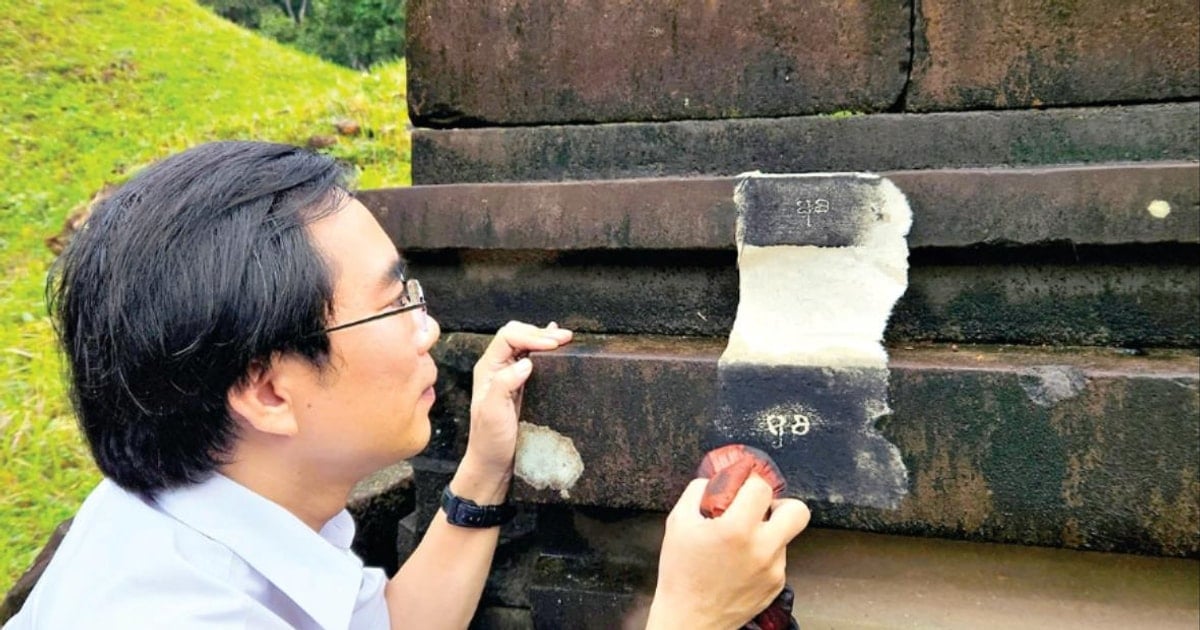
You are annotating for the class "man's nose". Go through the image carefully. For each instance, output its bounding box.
[418,312,441,351]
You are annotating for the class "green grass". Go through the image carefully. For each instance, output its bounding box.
[0,0,410,593]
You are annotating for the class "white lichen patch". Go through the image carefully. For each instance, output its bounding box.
[1019,366,1088,407]
[514,421,584,499]
[1147,199,1171,219]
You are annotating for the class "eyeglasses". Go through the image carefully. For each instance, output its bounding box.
[317,278,428,335]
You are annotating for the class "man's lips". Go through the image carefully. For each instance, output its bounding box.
[419,364,438,402]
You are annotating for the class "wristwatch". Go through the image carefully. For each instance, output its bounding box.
[440,485,516,528]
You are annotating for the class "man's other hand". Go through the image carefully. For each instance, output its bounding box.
[455,321,573,503]
[647,475,811,629]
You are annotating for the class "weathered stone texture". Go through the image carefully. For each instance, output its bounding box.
[892,261,1200,348]
[788,529,1200,628]
[407,0,910,126]
[532,527,1200,629]
[529,555,653,630]
[892,163,1200,248]
[346,462,414,575]
[363,163,1200,249]
[470,607,533,630]
[365,163,1200,347]
[360,178,737,251]
[409,251,1199,347]
[411,103,1200,184]
[431,334,1200,555]
[910,0,1200,111]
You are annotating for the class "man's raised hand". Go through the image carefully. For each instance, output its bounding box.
[455,321,573,503]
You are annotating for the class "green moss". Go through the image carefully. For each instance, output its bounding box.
[826,110,864,119]
[0,0,410,592]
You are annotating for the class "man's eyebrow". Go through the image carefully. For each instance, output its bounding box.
[379,258,408,290]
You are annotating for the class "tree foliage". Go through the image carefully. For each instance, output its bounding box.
[199,0,278,28]
[199,0,406,70]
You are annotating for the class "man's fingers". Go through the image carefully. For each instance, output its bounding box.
[669,478,711,518]
[478,321,573,368]
[765,498,811,543]
[721,474,775,526]
[473,358,532,427]
[482,357,533,403]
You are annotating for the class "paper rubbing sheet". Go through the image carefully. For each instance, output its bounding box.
[712,173,911,509]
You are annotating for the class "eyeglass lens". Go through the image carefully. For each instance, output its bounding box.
[406,278,429,333]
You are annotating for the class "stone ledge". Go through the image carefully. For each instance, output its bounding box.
[527,527,1200,629]
[430,334,1199,555]
[407,253,1198,347]
[361,162,1200,250]
[790,528,1198,628]
[410,103,1200,184]
[346,461,415,576]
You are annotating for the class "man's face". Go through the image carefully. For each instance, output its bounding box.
[282,196,440,481]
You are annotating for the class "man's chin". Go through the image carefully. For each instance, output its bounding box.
[408,411,434,455]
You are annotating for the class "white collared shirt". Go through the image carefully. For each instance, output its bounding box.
[6,474,390,629]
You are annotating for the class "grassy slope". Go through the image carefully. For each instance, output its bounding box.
[0,0,410,591]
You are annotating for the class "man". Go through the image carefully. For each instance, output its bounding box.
[8,141,810,629]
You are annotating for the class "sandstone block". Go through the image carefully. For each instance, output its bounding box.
[909,0,1200,110]
[407,0,910,126]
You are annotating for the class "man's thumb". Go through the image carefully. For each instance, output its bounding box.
[485,358,532,403]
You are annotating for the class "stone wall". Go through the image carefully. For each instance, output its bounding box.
[371,1,1200,626]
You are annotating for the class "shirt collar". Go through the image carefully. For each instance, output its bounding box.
[154,473,364,629]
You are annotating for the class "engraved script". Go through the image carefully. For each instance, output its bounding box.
[794,198,830,227]
[762,413,812,448]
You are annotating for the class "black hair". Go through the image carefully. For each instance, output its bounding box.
[48,141,348,496]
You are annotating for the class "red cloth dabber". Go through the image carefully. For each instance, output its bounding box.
[696,444,800,630]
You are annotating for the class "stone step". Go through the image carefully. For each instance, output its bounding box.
[526,528,1200,630]
[361,163,1200,249]
[428,334,1199,556]
[362,163,1200,346]
[409,102,1199,184]
[346,462,414,576]
[406,1,1198,126]
[409,250,1198,347]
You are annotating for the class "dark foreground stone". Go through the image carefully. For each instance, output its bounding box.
[471,606,533,630]
[346,462,414,576]
[405,251,1199,347]
[431,334,1200,556]
[529,554,653,630]
[526,527,1200,629]
[410,103,1200,184]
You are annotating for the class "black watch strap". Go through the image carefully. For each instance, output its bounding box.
[440,485,516,528]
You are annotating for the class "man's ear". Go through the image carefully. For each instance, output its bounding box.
[227,358,299,437]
